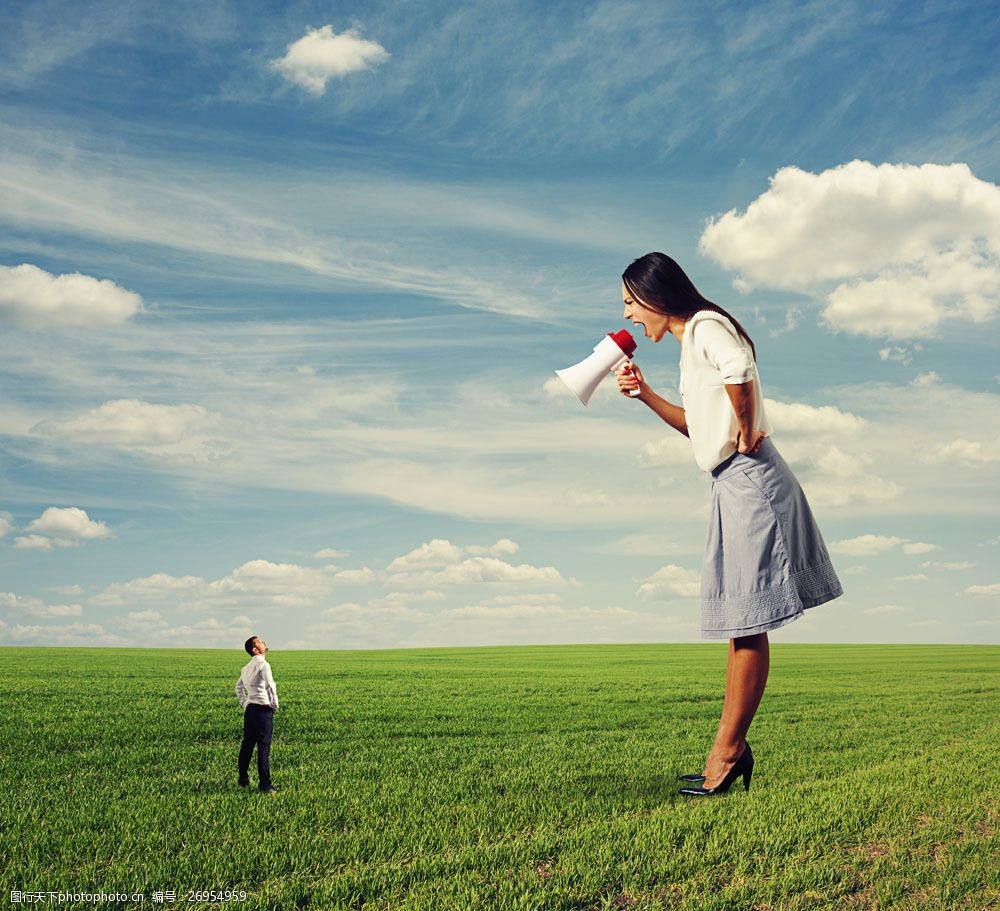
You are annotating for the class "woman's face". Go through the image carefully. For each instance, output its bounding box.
[622,281,671,343]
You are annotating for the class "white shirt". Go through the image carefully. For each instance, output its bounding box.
[235,654,279,710]
[679,310,773,473]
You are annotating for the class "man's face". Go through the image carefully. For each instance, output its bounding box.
[253,638,268,656]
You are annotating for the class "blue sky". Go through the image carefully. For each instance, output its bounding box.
[1,0,997,648]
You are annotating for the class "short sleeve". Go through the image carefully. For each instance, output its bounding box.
[692,318,754,383]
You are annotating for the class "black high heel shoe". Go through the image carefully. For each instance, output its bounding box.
[679,773,706,782]
[679,743,753,796]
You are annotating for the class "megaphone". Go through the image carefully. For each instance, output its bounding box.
[556,330,640,406]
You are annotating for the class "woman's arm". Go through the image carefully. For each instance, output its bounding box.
[616,364,689,437]
[725,380,755,443]
[642,388,690,438]
[726,380,767,453]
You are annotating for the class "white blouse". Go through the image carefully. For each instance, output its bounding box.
[679,310,773,473]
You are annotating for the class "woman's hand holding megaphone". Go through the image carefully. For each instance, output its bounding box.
[616,362,647,400]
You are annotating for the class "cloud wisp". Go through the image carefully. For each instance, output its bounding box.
[4,307,999,528]
[34,399,224,464]
[0,121,658,321]
[829,534,937,558]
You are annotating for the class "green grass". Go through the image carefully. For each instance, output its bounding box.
[3,644,998,910]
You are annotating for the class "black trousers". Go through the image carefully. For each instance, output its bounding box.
[238,704,273,790]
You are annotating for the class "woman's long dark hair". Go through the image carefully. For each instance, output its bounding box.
[622,252,756,361]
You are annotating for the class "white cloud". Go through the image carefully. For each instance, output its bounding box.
[920,561,974,571]
[864,604,912,615]
[89,555,419,617]
[386,538,521,572]
[207,559,334,608]
[313,547,350,559]
[895,574,929,581]
[320,601,422,621]
[22,507,111,550]
[368,590,445,607]
[787,447,903,508]
[28,603,82,618]
[921,437,1000,467]
[38,398,216,448]
[0,263,143,329]
[91,572,205,607]
[13,534,53,551]
[636,564,701,600]
[901,542,940,555]
[333,567,376,584]
[440,591,569,619]
[135,615,256,646]
[387,538,465,571]
[28,506,110,540]
[46,584,84,595]
[637,436,694,468]
[490,593,560,606]
[963,583,1000,596]
[767,306,802,338]
[304,587,677,650]
[764,399,867,437]
[878,345,921,365]
[0,591,81,618]
[594,534,693,557]
[271,25,389,95]
[1,621,124,646]
[829,534,937,557]
[126,609,165,624]
[0,512,13,537]
[824,247,999,339]
[699,161,1000,339]
[565,489,615,507]
[445,603,636,621]
[467,539,519,557]
[386,555,570,589]
[744,402,891,508]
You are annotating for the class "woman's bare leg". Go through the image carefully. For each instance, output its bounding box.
[702,632,770,786]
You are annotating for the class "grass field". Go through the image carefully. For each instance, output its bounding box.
[3,644,998,910]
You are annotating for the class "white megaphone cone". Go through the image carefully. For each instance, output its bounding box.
[556,330,640,406]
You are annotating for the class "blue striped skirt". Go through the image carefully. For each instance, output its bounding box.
[701,436,843,639]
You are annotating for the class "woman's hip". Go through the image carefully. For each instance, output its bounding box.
[711,436,788,482]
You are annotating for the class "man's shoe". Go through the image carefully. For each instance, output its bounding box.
[259,786,277,794]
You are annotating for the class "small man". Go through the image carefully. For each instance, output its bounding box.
[235,635,279,793]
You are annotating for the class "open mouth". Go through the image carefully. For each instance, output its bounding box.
[633,320,647,337]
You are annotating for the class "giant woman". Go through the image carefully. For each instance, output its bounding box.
[615,252,843,796]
